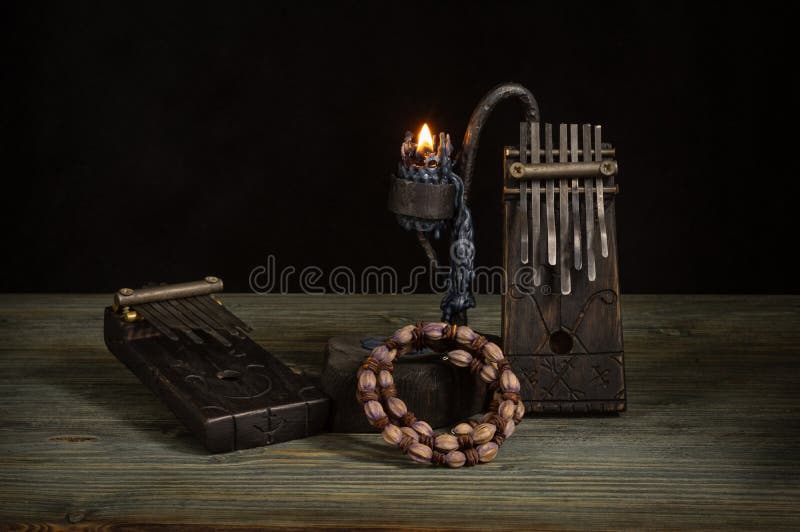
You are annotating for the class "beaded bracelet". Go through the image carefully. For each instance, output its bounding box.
[356,322,524,467]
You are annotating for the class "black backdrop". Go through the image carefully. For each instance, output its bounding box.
[2,1,794,294]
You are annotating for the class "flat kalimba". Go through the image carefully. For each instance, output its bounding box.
[104,277,329,451]
[503,122,625,413]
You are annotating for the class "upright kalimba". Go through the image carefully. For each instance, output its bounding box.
[503,121,625,413]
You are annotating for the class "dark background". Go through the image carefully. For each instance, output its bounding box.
[2,1,794,294]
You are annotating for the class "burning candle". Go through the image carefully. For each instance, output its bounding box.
[416,123,434,157]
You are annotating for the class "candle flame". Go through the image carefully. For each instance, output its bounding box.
[416,123,434,154]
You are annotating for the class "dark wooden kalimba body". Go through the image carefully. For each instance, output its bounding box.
[502,122,626,413]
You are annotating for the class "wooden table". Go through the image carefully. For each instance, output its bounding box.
[1,294,798,529]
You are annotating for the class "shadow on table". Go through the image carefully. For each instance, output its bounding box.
[35,350,209,456]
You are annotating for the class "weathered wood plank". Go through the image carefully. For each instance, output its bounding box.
[0,294,798,529]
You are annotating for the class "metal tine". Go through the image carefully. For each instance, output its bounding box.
[194,295,253,333]
[147,301,204,344]
[167,298,232,347]
[135,303,180,341]
[594,125,609,258]
[570,124,582,270]
[183,296,240,336]
[582,124,596,281]
[558,124,571,295]
[519,122,529,265]
[150,300,206,344]
[545,123,556,266]
[530,122,542,286]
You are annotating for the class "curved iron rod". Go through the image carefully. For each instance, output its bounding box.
[458,83,540,201]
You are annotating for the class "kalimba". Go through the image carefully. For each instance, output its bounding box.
[104,277,329,451]
[503,121,625,413]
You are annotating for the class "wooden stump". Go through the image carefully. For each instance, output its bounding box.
[321,335,486,433]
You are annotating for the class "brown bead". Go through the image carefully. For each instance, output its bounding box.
[371,345,397,364]
[477,442,499,463]
[503,418,516,437]
[452,422,473,435]
[464,447,479,466]
[446,349,472,368]
[454,325,477,345]
[380,385,397,399]
[407,442,433,464]
[479,364,498,383]
[401,412,417,426]
[386,397,408,418]
[457,434,474,449]
[515,401,526,421]
[400,426,419,441]
[498,400,516,420]
[423,322,447,340]
[418,433,433,448]
[381,424,403,446]
[472,423,497,444]
[445,450,466,468]
[356,389,379,404]
[377,369,393,388]
[434,433,459,452]
[364,401,386,423]
[412,420,434,438]
[500,369,521,393]
[357,370,376,392]
[391,324,416,345]
[481,342,504,364]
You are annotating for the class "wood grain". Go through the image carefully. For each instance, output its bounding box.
[1,294,798,529]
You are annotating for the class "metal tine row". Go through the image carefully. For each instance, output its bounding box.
[134,295,251,346]
[517,122,611,292]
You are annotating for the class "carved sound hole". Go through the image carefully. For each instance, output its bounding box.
[549,330,574,354]
[216,369,241,381]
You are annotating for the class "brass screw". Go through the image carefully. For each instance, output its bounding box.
[510,162,525,178]
[119,288,134,296]
[600,161,617,176]
[204,276,219,284]
[123,310,139,322]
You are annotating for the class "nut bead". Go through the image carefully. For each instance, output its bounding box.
[378,369,393,388]
[481,342,504,364]
[500,370,521,393]
[445,450,466,468]
[364,401,386,424]
[454,326,477,345]
[434,433,459,452]
[391,324,416,345]
[515,402,526,420]
[423,322,447,340]
[386,397,408,418]
[446,349,473,368]
[400,426,419,441]
[498,400,516,419]
[472,423,497,444]
[382,424,403,446]
[452,423,474,435]
[477,442,499,463]
[412,420,434,438]
[407,442,433,464]
[357,371,376,392]
[371,345,396,364]
[479,364,498,383]
[503,418,516,437]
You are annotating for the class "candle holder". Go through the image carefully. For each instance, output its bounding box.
[388,84,539,325]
